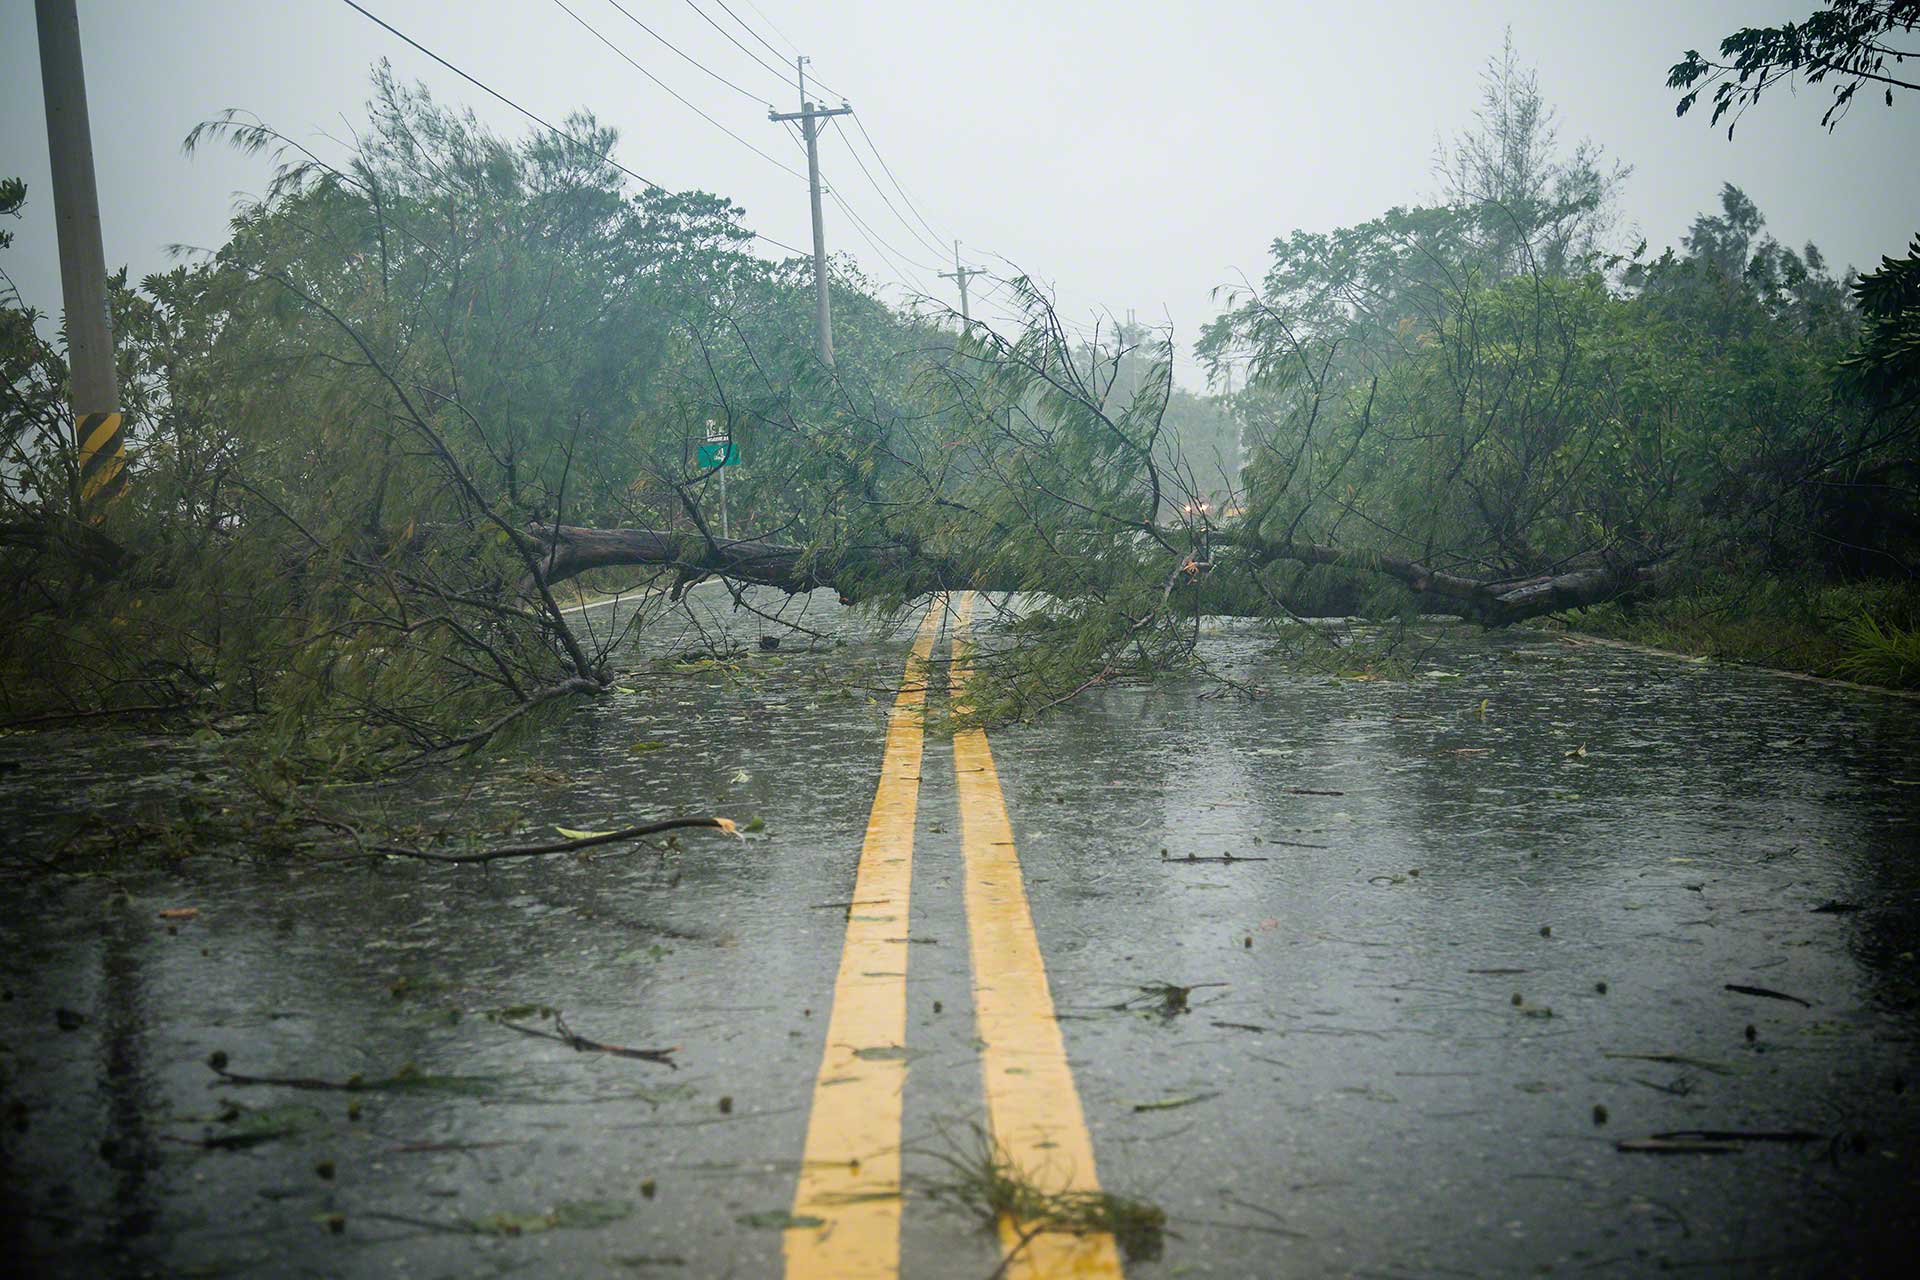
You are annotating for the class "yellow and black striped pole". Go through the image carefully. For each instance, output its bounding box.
[38,0,127,514]
[76,410,127,507]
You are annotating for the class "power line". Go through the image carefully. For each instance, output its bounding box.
[827,117,949,261]
[821,124,943,275]
[551,0,808,182]
[710,0,798,74]
[778,119,939,286]
[706,0,853,103]
[831,193,934,297]
[828,185,939,289]
[736,0,802,59]
[849,114,952,250]
[679,0,796,89]
[690,0,964,297]
[334,0,806,256]
[599,0,771,107]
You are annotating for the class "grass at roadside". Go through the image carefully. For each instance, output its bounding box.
[1556,573,1920,690]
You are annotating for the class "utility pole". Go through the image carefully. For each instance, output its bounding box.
[939,240,985,325]
[769,57,851,366]
[35,0,125,510]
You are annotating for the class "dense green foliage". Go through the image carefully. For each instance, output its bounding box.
[1197,46,1916,657]
[0,70,981,756]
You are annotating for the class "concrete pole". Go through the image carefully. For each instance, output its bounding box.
[35,0,125,507]
[770,59,850,368]
[800,58,834,366]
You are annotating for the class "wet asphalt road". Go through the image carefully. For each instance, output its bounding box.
[3,587,1918,1278]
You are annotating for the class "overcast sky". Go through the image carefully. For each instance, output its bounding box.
[4,0,1917,385]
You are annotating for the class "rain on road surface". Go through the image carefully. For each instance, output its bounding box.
[4,587,1917,1278]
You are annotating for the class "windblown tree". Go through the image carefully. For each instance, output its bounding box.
[1436,32,1630,280]
[1,67,1224,744]
[1670,1,1920,581]
[0,69,977,754]
[1193,42,1913,632]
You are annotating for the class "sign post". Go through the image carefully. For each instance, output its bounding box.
[698,429,738,539]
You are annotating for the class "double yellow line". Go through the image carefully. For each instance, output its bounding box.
[785,594,1122,1279]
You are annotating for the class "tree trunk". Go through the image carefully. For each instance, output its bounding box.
[530,523,1663,624]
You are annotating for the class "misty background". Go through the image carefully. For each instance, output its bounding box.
[3,0,1917,386]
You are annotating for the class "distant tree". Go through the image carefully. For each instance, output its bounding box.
[1668,1,1920,135]
[1435,32,1630,277]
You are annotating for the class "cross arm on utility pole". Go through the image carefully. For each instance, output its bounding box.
[767,103,853,124]
[939,240,986,324]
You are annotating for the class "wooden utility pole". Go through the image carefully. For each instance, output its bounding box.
[939,240,985,324]
[769,57,851,366]
[35,0,125,509]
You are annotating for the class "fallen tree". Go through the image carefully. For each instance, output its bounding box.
[527,521,1665,626]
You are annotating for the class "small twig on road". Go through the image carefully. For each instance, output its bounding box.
[1630,1076,1697,1096]
[1216,1193,1308,1238]
[1159,851,1271,864]
[1652,1129,1823,1143]
[494,1013,678,1068]
[983,1221,1046,1280]
[204,1055,495,1093]
[358,1210,480,1236]
[209,1065,360,1091]
[1616,1137,1744,1154]
[389,1140,517,1154]
[312,815,737,865]
[1602,1052,1735,1075]
[1724,983,1812,1008]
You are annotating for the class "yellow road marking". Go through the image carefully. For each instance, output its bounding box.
[785,605,942,1280]
[952,593,1124,1278]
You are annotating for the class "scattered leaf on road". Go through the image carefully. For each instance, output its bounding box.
[736,1210,825,1230]
[1132,1092,1219,1112]
[1602,1052,1735,1075]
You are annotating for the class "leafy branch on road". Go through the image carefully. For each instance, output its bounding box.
[914,1126,1168,1265]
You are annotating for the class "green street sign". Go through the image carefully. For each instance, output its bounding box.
[697,440,739,468]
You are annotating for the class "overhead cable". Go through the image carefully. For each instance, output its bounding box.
[827,119,950,261]
[334,0,806,255]
[735,0,802,59]
[711,0,800,71]
[600,0,772,106]
[679,0,797,88]
[551,0,808,182]
[827,186,940,286]
[850,114,953,251]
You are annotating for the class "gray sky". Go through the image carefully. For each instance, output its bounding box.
[4,0,1917,386]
